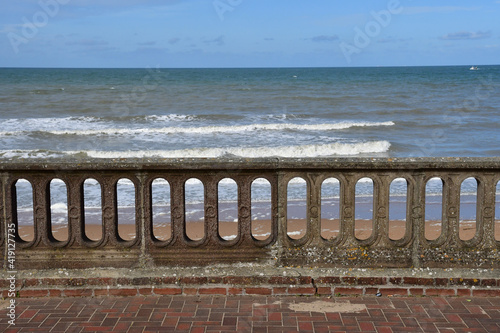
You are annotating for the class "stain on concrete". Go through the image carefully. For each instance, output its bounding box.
[289,301,367,313]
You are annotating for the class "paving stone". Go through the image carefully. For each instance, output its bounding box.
[0,296,498,332]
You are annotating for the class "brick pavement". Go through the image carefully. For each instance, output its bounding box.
[0,295,499,332]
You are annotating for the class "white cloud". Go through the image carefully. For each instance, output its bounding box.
[308,35,339,43]
[440,31,492,40]
[402,6,480,15]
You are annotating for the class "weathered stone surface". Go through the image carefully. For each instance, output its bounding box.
[0,157,498,270]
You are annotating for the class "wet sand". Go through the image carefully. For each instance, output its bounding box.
[17,219,500,242]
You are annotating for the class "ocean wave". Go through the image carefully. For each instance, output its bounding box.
[85,141,391,158]
[0,121,395,137]
[0,114,197,136]
[0,141,390,159]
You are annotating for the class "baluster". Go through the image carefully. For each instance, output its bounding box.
[169,176,185,245]
[341,174,356,246]
[100,177,118,245]
[411,172,425,268]
[375,175,390,247]
[307,173,321,244]
[66,176,84,246]
[444,174,461,248]
[237,177,252,244]
[478,174,497,248]
[32,176,52,246]
[204,176,218,244]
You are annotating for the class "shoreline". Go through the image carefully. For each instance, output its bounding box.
[17,219,499,242]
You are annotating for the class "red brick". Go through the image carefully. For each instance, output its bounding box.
[333,287,364,296]
[224,276,267,285]
[138,288,153,295]
[208,277,223,284]
[404,277,434,286]
[316,276,341,284]
[473,289,500,297]
[246,288,272,295]
[154,288,182,295]
[357,277,386,285]
[48,289,62,297]
[24,278,41,287]
[108,288,137,297]
[94,289,108,296]
[180,277,208,285]
[272,287,288,295]
[377,288,409,296]
[269,312,282,321]
[342,276,357,285]
[39,278,65,286]
[456,288,471,297]
[480,279,497,287]
[0,279,9,288]
[359,322,376,331]
[435,278,449,286]
[298,322,313,331]
[316,287,332,295]
[183,288,198,295]
[199,288,227,295]
[86,277,116,286]
[161,277,178,284]
[389,277,402,285]
[365,288,379,296]
[228,288,243,295]
[425,289,455,297]
[191,328,205,333]
[63,289,93,297]
[409,288,425,296]
[18,289,49,298]
[288,287,315,295]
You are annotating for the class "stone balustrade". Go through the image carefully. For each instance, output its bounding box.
[1,157,499,270]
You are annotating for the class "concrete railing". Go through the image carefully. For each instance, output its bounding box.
[1,157,499,270]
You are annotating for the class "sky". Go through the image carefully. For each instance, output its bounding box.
[1,0,499,68]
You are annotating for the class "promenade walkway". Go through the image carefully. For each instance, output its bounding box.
[1,295,499,332]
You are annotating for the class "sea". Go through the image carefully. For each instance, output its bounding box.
[1,66,499,230]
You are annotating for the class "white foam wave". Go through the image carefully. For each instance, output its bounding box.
[0,141,390,160]
[85,141,391,158]
[0,121,395,137]
[0,114,196,136]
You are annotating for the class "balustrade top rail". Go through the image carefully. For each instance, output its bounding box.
[1,157,500,270]
[1,157,500,171]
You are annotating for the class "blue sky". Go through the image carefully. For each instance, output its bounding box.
[1,0,499,68]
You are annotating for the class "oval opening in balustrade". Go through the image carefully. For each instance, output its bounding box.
[185,178,205,241]
[83,179,102,241]
[460,177,478,241]
[14,179,34,242]
[355,177,374,240]
[425,177,444,241]
[218,178,238,241]
[251,178,272,241]
[152,178,171,241]
[496,181,500,241]
[117,178,136,241]
[389,178,408,241]
[321,177,340,241]
[287,177,307,240]
[50,179,68,242]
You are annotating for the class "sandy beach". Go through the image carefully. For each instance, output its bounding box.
[17,219,499,243]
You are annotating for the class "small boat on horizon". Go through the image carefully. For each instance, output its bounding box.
[470,66,479,71]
